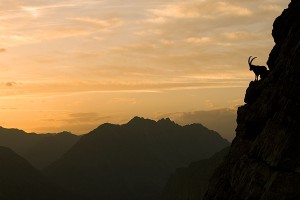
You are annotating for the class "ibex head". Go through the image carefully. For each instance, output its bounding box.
[248,56,257,71]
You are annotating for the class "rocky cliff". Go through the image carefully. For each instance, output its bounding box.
[204,1,300,199]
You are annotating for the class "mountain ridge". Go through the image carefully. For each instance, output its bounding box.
[45,116,229,200]
[0,127,79,169]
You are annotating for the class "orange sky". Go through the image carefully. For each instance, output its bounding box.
[0,0,287,134]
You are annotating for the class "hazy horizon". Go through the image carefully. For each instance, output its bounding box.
[0,0,286,135]
[0,108,236,141]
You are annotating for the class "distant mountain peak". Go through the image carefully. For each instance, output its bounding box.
[157,118,177,126]
[0,126,26,134]
[95,122,119,130]
[127,116,156,126]
[128,116,177,125]
[158,117,172,122]
[46,116,229,200]
[56,131,74,136]
[131,116,145,121]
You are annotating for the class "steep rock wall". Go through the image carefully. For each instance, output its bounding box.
[204,1,300,199]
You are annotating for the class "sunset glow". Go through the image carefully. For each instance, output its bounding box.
[0,0,287,134]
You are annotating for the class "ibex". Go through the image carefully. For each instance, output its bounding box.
[248,56,269,81]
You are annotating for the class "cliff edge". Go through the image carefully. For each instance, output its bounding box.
[204,1,300,199]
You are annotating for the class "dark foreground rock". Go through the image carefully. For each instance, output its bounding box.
[204,1,300,200]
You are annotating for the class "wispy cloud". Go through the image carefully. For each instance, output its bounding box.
[147,1,252,24]
[70,17,122,26]
[0,78,250,99]
[185,37,212,45]
[4,82,17,87]
[0,0,288,133]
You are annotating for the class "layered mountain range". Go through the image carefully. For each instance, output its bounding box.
[45,117,229,200]
[0,127,79,169]
[0,117,229,200]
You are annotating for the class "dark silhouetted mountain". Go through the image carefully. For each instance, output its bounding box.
[45,117,229,200]
[0,146,80,200]
[0,127,79,169]
[204,1,300,199]
[162,147,229,200]
[167,108,237,141]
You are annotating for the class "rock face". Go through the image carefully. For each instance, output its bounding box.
[162,147,229,200]
[45,117,229,200]
[204,1,300,200]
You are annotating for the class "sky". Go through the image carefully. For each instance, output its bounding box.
[0,0,288,135]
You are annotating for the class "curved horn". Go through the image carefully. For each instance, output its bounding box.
[248,56,252,65]
[250,57,257,64]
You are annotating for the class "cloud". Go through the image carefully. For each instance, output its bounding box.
[65,112,110,124]
[0,0,288,134]
[109,97,137,105]
[258,4,283,12]
[0,48,6,52]
[0,82,17,87]
[0,1,115,47]
[185,37,212,45]
[69,17,122,27]
[39,112,112,134]
[5,82,17,87]
[147,1,252,24]
[223,32,255,40]
[216,2,252,16]
[21,3,78,18]
[0,79,250,99]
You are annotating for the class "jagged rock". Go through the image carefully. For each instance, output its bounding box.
[244,81,267,104]
[204,1,300,199]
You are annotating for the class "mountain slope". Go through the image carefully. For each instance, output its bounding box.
[204,1,300,199]
[0,146,79,200]
[0,127,79,169]
[162,147,229,200]
[45,117,229,200]
[24,131,80,169]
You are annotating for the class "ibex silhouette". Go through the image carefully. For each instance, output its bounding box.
[248,56,269,81]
